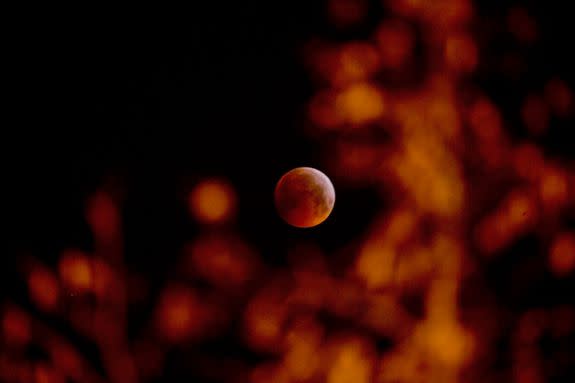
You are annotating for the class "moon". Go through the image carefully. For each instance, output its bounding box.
[274,167,335,228]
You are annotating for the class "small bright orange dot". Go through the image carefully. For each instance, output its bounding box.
[445,33,478,73]
[336,82,385,125]
[189,179,236,224]
[505,190,536,228]
[549,232,575,277]
[58,249,93,292]
[28,266,60,311]
[2,307,31,347]
[539,167,569,208]
[521,94,549,135]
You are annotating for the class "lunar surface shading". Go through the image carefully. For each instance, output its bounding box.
[274,167,335,228]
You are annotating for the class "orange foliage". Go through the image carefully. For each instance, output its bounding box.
[549,232,575,276]
[445,33,478,73]
[337,42,381,84]
[2,307,31,347]
[336,82,386,124]
[375,20,414,68]
[189,179,236,224]
[324,336,375,383]
[186,234,258,290]
[308,89,343,129]
[28,266,60,312]
[58,249,93,292]
[539,166,569,210]
[34,363,65,383]
[155,285,206,342]
[513,143,545,181]
[86,192,120,242]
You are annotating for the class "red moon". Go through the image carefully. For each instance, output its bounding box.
[274,167,335,228]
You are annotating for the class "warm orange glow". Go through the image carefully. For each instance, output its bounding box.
[337,42,381,84]
[549,232,575,276]
[155,285,205,342]
[539,166,569,209]
[506,189,537,228]
[2,307,31,347]
[390,135,464,217]
[86,192,120,242]
[383,209,417,245]
[468,98,506,167]
[468,98,502,140]
[186,234,258,289]
[325,337,375,383]
[513,143,545,181]
[544,78,573,117]
[356,243,395,289]
[28,266,60,311]
[417,319,473,367]
[308,90,343,129]
[58,249,93,292]
[475,213,509,254]
[427,98,460,139]
[336,82,386,124]
[49,341,83,379]
[375,20,414,68]
[34,363,65,383]
[445,33,478,73]
[189,179,236,224]
[508,7,538,44]
[243,286,288,353]
[282,317,323,380]
[475,189,537,254]
[250,363,290,383]
[521,94,549,135]
[4,1,573,382]
[91,258,114,299]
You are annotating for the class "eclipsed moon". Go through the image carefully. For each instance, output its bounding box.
[274,167,335,228]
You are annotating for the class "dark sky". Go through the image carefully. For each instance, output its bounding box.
[5,0,575,283]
